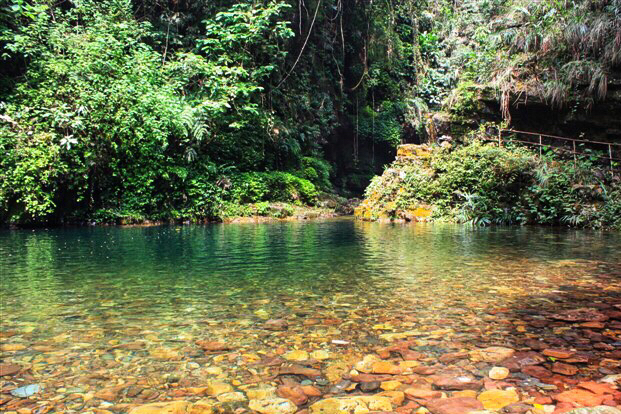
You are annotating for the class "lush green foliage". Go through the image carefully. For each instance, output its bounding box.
[0,0,433,224]
[363,140,621,229]
[0,0,314,224]
[418,0,621,118]
[1,0,619,226]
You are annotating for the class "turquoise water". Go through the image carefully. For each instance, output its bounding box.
[1,219,620,410]
[1,219,620,333]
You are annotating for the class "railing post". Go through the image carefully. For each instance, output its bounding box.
[539,135,542,157]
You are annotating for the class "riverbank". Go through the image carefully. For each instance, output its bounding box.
[2,196,361,229]
[355,141,621,230]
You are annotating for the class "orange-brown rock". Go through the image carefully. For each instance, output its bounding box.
[371,361,403,375]
[195,341,230,352]
[552,362,578,376]
[453,390,478,399]
[411,366,436,375]
[278,364,321,378]
[424,397,484,414]
[129,401,214,414]
[522,365,553,380]
[543,349,574,359]
[350,373,395,383]
[439,352,468,364]
[0,364,21,377]
[95,387,123,401]
[474,346,515,363]
[0,344,26,352]
[396,401,420,413]
[264,319,289,331]
[322,318,341,326]
[579,321,606,329]
[300,385,322,397]
[277,385,308,406]
[554,389,605,407]
[378,390,405,405]
[477,389,520,411]
[404,388,443,400]
[550,308,608,322]
[432,373,482,391]
[577,381,617,395]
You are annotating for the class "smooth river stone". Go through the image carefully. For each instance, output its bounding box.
[0,363,21,376]
[309,396,392,413]
[489,366,510,380]
[424,397,484,414]
[249,398,297,414]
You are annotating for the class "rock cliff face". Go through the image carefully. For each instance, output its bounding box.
[354,144,434,222]
[420,74,621,147]
[491,103,621,146]
[475,78,621,144]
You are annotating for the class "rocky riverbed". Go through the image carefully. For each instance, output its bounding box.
[1,223,620,414]
[2,276,620,413]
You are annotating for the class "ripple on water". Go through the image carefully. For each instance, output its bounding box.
[0,219,620,411]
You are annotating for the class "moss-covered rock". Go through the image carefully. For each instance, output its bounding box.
[356,140,621,228]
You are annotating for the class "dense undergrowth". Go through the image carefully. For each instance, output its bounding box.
[1,0,620,226]
[0,0,429,224]
[362,139,621,229]
[0,0,335,224]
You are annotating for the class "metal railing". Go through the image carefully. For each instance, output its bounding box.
[480,129,621,169]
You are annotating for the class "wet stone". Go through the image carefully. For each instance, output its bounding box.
[195,340,230,352]
[328,380,351,394]
[278,364,321,377]
[264,319,289,331]
[550,309,609,322]
[489,367,510,380]
[277,385,308,405]
[359,381,380,392]
[246,385,277,400]
[370,361,402,374]
[522,365,553,380]
[206,381,233,396]
[248,397,298,414]
[300,385,322,397]
[1,222,621,414]
[425,397,484,414]
[474,347,516,363]
[404,388,443,400]
[432,373,483,391]
[555,389,606,406]
[217,391,247,403]
[552,362,579,376]
[283,350,309,361]
[0,363,21,377]
[565,408,621,414]
[501,403,533,413]
[309,396,393,413]
[543,349,575,359]
[477,389,520,411]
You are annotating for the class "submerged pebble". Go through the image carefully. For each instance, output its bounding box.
[0,221,620,413]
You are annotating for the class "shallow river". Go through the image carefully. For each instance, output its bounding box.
[1,219,620,413]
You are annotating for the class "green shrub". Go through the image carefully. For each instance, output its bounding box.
[358,102,404,148]
[229,172,318,205]
[362,140,619,229]
[447,81,482,117]
[297,157,333,190]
